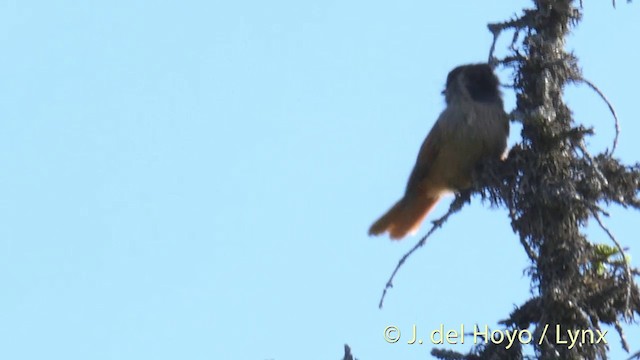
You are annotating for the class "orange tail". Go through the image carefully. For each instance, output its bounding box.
[369,194,440,240]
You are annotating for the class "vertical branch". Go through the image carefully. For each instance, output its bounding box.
[508,1,603,358]
[483,0,640,358]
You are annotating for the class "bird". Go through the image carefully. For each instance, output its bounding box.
[369,63,509,240]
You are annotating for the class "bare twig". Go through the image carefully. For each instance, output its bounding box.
[488,26,500,65]
[487,13,532,64]
[488,12,533,34]
[577,142,608,185]
[628,349,640,360]
[576,77,620,155]
[342,344,356,360]
[378,193,470,309]
[510,27,521,53]
[615,320,630,353]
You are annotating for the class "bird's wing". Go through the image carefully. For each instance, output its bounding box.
[405,115,446,194]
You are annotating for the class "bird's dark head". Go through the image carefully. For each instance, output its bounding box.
[444,63,501,104]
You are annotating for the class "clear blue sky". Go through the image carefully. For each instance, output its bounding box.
[1,1,639,359]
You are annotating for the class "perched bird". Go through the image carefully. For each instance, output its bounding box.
[369,63,509,240]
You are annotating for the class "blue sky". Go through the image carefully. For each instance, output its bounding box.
[0,1,639,359]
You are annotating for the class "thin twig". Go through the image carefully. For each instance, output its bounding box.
[627,349,640,360]
[488,26,500,65]
[487,14,531,65]
[342,344,356,360]
[378,193,469,309]
[578,78,620,155]
[510,28,520,52]
[592,209,632,318]
[488,12,533,34]
[615,320,630,353]
[577,142,608,185]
